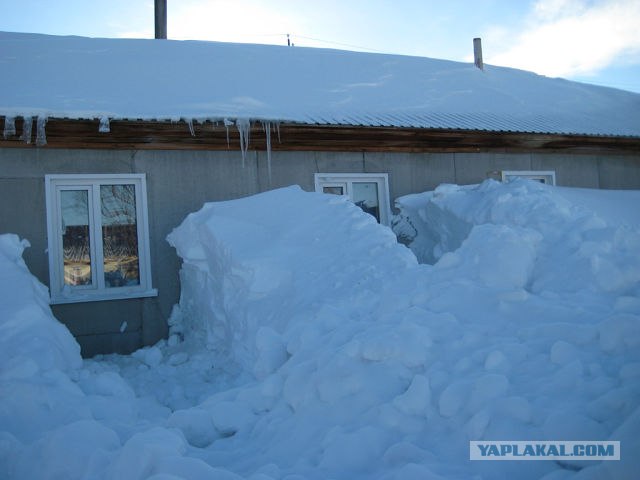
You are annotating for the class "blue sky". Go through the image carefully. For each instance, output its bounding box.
[2,0,639,93]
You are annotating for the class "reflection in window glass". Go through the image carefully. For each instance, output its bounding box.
[100,184,140,287]
[352,182,380,222]
[323,186,344,195]
[61,190,92,286]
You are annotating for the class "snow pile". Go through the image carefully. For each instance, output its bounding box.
[0,233,85,477]
[394,179,640,296]
[2,182,640,479]
[0,234,81,373]
[0,235,246,479]
[166,185,417,377]
[163,183,639,479]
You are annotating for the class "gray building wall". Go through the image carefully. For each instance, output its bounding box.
[1,147,639,356]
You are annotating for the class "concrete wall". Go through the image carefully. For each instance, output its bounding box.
[1,147,639,356]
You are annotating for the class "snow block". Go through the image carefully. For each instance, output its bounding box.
[167,186,416,376]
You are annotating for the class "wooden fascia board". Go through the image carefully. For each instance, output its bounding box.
[1,117,640,154]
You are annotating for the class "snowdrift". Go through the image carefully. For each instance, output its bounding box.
[166,185,417,378]
[394,179,640,296]
[2,181,640,479]
[0,234,81,373]
[0,234,85,476]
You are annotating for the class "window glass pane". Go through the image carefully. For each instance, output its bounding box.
[61,190,92,286]
[100,184,140,287]
[323,186,344,195]
[352,182,380,222]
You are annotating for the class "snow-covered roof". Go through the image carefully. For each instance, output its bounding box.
[2,31,640,137]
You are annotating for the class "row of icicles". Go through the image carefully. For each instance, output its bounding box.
[2,116,48,146]
[2,116,280,179]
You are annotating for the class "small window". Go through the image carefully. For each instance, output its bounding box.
[314,173,391,225]
[45,174,157,304]
[501,170,556,185]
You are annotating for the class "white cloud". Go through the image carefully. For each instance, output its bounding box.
[485,0,640,77]
[110,0,302,44]
[166,0,303,45]
[532,0,588,20]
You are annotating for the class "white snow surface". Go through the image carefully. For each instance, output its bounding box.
[0,234,81,374]
[2,31,640,137]
[2,181,640,479]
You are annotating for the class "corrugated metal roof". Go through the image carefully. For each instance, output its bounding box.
[295,111,639,137]
[1,31,639,138]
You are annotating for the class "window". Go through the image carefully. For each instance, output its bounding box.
[45,174,157,304]
[314,173,391,225]
[501,170,556,185]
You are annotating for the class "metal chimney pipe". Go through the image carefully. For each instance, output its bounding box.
[473,37,484,70]
[155,0,167,39]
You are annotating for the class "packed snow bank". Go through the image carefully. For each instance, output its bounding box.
[394,179,640,296]
[167,185,417,377]
[0,233,85,472]
[0,234,81,374]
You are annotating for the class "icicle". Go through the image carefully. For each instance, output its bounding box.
[20,116,33,144]
[236,119,251,168]
[186,119,195,137]
[263,121,273,182]
[36,115,47,146]
[3,116,16,138]
[99,116,110,133]
[223,118,233,148]
[275,121,281,143]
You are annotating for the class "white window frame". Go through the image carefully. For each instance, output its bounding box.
[501,170,556,185]
[45,174,157,304]
[314,173,392,225]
